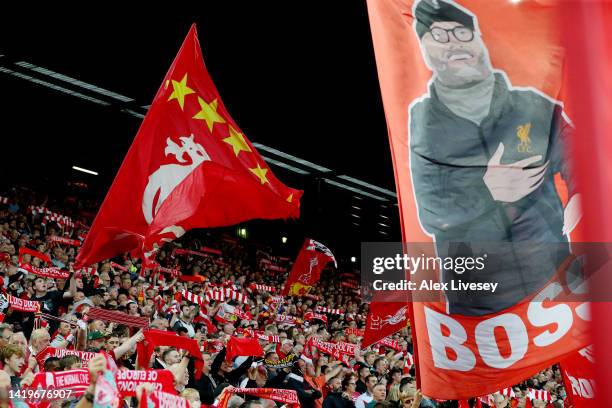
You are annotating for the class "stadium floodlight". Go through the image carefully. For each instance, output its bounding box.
[72,166,98,176]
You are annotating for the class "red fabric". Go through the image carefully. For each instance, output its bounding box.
[304,312,328,324]
[559,347,595,407]
[365,0,591,398]
[18,264,70,279]
[178,274,205,283]
[27,369,90,396]
[6,294,40,313]
[116,369,176,397]
[344,328,364,337]
[36,347,97,368]
[377,337,401,352]
[217,387,299,408]
[362,302,408,348]
[75,24,302,269]
[110,261,129,272]
[18,247,51,264]
[225,336,264,362]
[560,3,612,405]
[136,329,203,379]
[47,236,81,246]
[458,401,470,408]
[87,307,150,328]
[200,246,222,256]
[282,239,336,296]
[146,390,188,408]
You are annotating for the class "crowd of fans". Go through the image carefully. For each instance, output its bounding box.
[0,188,570,408]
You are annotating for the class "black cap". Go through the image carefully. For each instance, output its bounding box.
[414,0,475,39]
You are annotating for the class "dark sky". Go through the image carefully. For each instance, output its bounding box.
[1,4,393,187]
[0,4,400,256]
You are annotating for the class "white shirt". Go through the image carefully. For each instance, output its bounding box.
[355,392,373,408]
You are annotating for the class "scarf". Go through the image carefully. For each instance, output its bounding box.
[18,247,51,264]
[315,306,344,315]
[47,236,81,246]
[142,390,188,408]
[136,329,203,379]
[18,263,70,279]
[249,283,276,293]
[87,307,150,328]
[304,312,328,324]
[344,328,364,337]
[36,347,97,368]
[4,294,41,312]
[217,387,299,408]
[225,336,264,362]
[115,369,176,396]
[264,353,297,369]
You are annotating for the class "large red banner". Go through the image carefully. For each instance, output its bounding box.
[366,0,590,399]
[560,347,595,408]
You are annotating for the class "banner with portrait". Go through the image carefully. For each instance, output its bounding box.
[365,0,592,399]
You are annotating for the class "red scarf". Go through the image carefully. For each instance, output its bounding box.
[249,283,276,293]
[28,369,90,396]
[304,312,328,324]
[244,329,280,343]
[110,261,129,272]
[141,390,188,408]
[87,307,150,328]
[225,336,264,362]
[217,387,299,408]
[18,247,51,264]
[47,236,81,246]
[136,329,203,379]
[116,369,176,396]
[344,328,364,337]
[174,248,210,258]
[377,337,401,352]
[6,294,41,312]
[36,347,97,368]
[200,246,222,256]
[18,263,70,279]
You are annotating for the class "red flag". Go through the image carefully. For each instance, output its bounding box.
[560,2,612,404]
[75,24,302,268]
[282,239,336,296]
[225,336,264,362]
[366,0,590,399]
[559,347,595,408]
[362,302,408,348]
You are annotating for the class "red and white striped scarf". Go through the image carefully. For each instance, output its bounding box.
[527,388,550,402]
[249,283,276,293]
[181,290,208,307]
[500,387,516,398]
[315,306,344,315]
[206,288,248,304]
[244,329,280,343]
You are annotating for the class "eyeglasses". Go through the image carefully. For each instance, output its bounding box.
[428,26,474,43]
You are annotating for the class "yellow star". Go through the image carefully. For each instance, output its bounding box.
[223,125,252,157]
[193,96,226,132]
[167,74,195,110]
[286,193,293,203]
[249,164,269,185]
